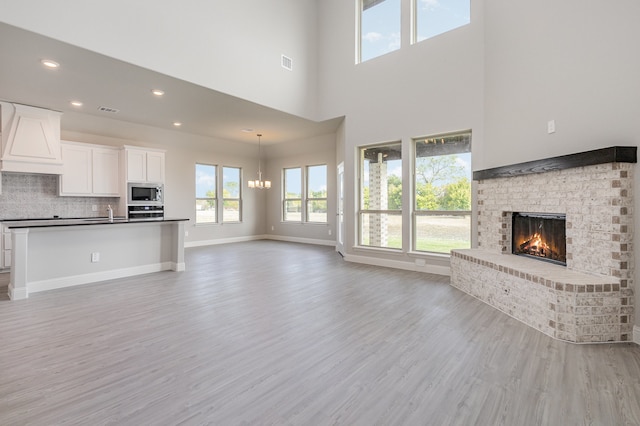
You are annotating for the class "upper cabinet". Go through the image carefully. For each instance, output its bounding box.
[123,146,165,183]
[0,102,63,174]
[59,141,120,197]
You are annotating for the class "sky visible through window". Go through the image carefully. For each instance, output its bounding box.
[196,164,215,198]
[361,0,470,62]
[285,166,327,195]
[416,0,470,42]
[361,0,401,62]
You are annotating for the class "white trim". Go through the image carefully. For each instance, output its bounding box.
[634,325,640,346]
[8,284,28,300]
[344,253,450,276]
[185,235,263,248]
[265,235,336,247]
[27,262,175,294]
[185,235,336,248]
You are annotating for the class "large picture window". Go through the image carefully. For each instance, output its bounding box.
[195,163,217,224]
[359,142,402,249]
[359,0,401,63]
[413,131,471,253]
[222,166,242,223]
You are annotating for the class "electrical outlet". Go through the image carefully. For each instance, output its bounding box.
[91,252,100,263]
[271,226,275,231]
[184,231,189,237]
[547,120,556,134]
[328,229,332,236]
[92,205,98,212]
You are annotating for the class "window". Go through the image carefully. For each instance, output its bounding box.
[359,142,402,249]
[195,163,216,224]
[359,0,401,63]
[283,167,302,222]
[413,131,471,253]
[414,0,470,43]
[222,166,241,222]
[282,165,329,223]
[306,165,328,223]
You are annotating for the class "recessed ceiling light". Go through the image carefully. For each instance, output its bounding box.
[70,101,83,107]
[173,122,182,127]
[41,59,60,69]
[151,89,165,96]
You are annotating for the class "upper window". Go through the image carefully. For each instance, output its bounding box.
[222,166,242,223]
[414,0,470,43]
[359,142,402,249]
[195,163,217,224]
[359,0,401,63]
[306,165,328,223]
[413,131,471,253]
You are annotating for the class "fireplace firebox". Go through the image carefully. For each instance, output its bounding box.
[512,212,567,265]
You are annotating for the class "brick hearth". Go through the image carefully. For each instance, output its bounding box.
[451,150,635,343]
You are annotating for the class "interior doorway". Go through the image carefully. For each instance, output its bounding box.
[336,162,345,256]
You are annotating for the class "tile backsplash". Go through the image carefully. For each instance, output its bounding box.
[0,173,120,220]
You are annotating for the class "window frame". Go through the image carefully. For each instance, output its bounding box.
[358,141,403,250]
[222,165,243,223]
[283,167,303,222]
[412,130,472,254]
[411,0,471,45]
[305,164,328,224]
[357,0,402,64]
[195,163,218,225]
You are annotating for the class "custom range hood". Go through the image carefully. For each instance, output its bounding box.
[0,102,63,174]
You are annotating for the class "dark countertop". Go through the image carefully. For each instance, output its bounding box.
[3,217,188,229]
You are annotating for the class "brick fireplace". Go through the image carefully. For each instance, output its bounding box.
[451,147,636,343]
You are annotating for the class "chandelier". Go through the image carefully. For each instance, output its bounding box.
[248,133,271,189]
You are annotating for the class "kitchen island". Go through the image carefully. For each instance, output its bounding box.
[5,218,188,300]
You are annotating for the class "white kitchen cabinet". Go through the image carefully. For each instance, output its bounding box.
[123,146,165,183]
[0,102,63,174]
[92,147,120,195]
[59,141,120,197]
[59,143,92,195]
[145,151,165,183]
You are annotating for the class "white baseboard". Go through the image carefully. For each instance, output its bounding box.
[185,235,264,248]
[264,235,336,247]
[185,234,336,248]
[344,253,450,276]
[27,262,175,295]
[8,285,28,300]
[634,325,640,346]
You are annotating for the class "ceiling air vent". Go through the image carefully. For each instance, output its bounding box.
[281,55,292,71]
[97,106,120,114]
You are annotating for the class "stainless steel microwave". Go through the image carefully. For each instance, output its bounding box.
[128,182,163,205]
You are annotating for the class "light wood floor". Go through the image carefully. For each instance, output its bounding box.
[1,241,639,425]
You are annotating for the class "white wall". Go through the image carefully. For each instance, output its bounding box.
[482,0,640,169]
[0,0,319,120]
[316,0,484,269]
[482,0,640,336]
[264,134,337,243]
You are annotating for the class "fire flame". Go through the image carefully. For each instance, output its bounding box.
[521,232,551,257]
